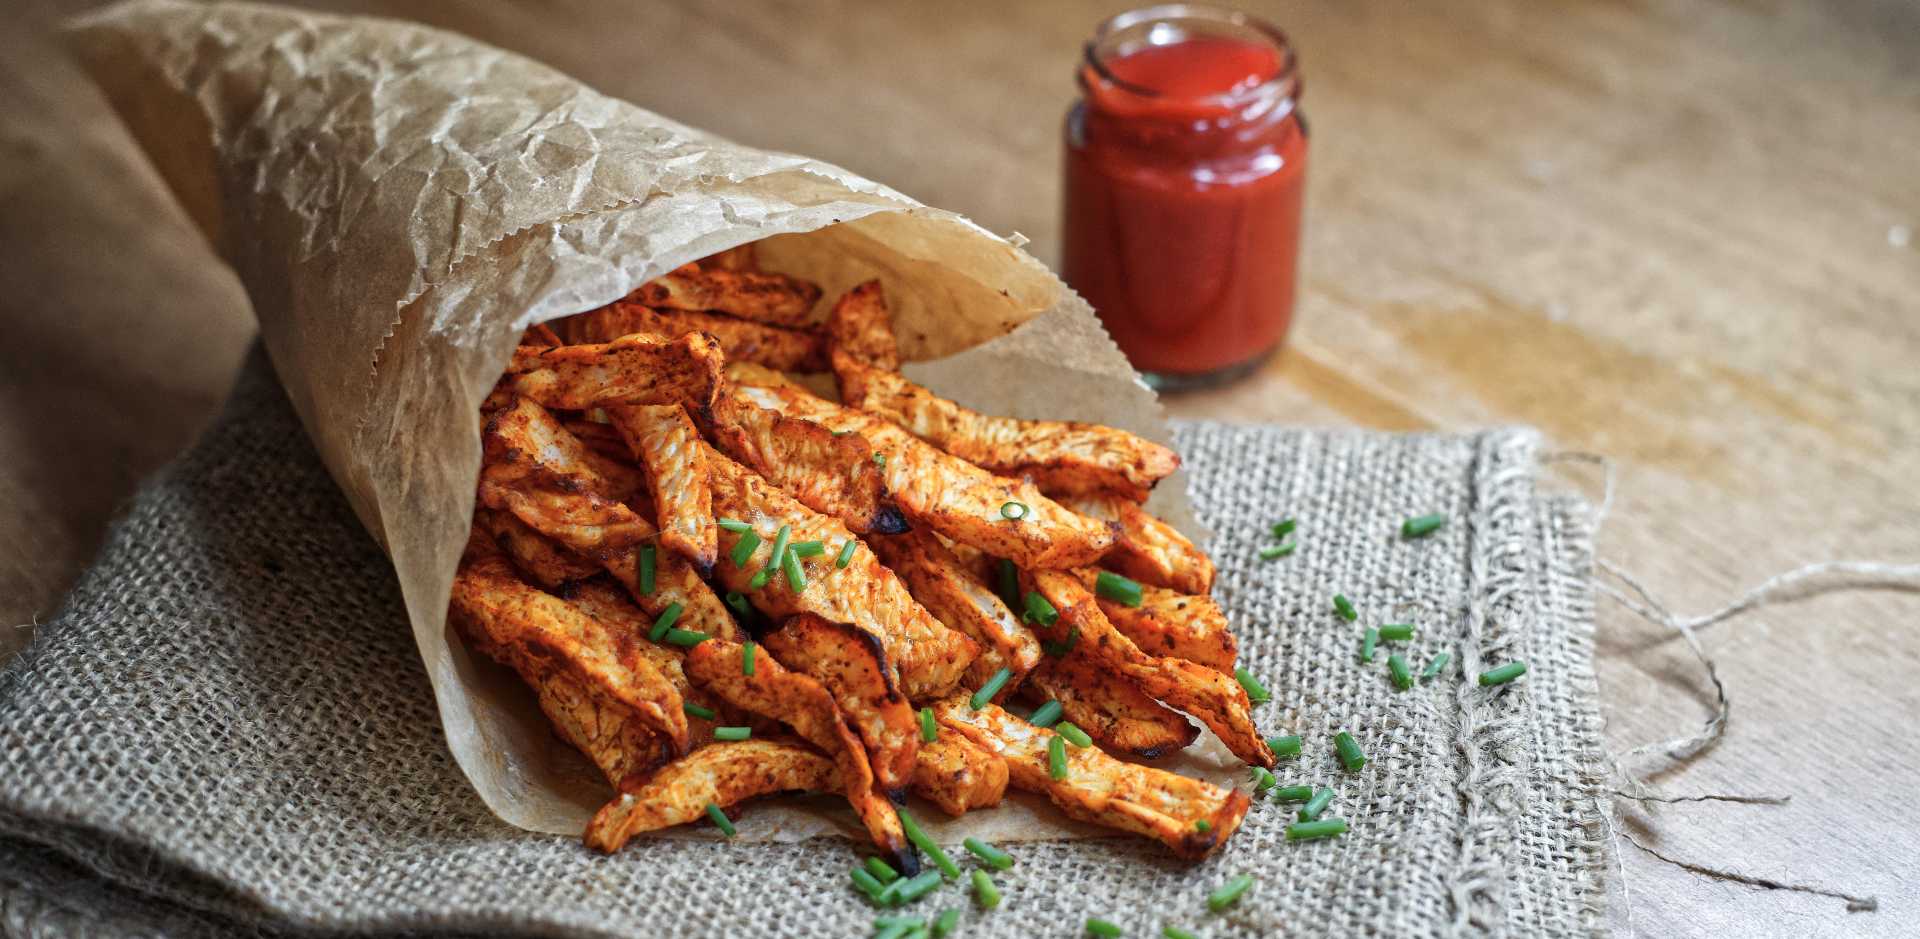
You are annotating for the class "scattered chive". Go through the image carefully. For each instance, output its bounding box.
[963,837,1014,870]
[730,530,761,568]
[1234,668,1271,704]
[742,641,757,676]
[1086,919,1123,937]
[683,701,716,720]
[1274,785,1314,803]
[723,591,752,619]
[1480,661,1529,686]
[851,867,886,901]
[995,558,1021,610]
[638,544,657,595]
[1388,653,1414,690]
[1048,735,1069,780]
[717,518,753,534]
[705,802,736,837]
[664,627,709,647]
[933,909,961,938]
[1287,817,1348,841]
[648,602,684,641]
[875,922,917,939]
[1206,873,1254,912]
[1251,766,1276,793]
[837,540,859,568]
[970,869,1001,910]
[1267,735,1302,758]
[1379,623,1415,641]
[1421,652,1453,680]
[1041,626,1080,658]
[1023,591,1060,627]
[866,856,901,884]
[1402,513,1447,538]
[1094,571,1144,607]
[1258,542,1297,561]
[783,549,806,593]
[874,453,888,468]
[1272,518,1297,539]
[767,524,792,571]
[1359,627,1379,663]
[1193,819,1211,832]
[899,809,961,880]
[790,540,826,558]
[748,568,772,590]
[971,667,1014,709]
[1056,722,1093,748]
[920,707,939,743]
[1334,731,1367,772]
[894,870,943,903]
[1000,501,1029,520]
[1333,594,1358,621]
[1027,700,1064,728]
[1163,927,1199,939]
[714,726,751,741]
[1298,787,1334,822]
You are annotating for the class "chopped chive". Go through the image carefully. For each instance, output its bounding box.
[1287,817,1348,841]
[851,867,886,901]
[875,921,917,939]
[1023,591,1059,627]
[1273,785,1314,803]
[1041,626,1080,658]
[1000,501,1029,520]
[837,540,859,568]
[1359,627,1379,663]
[874,453,888,468]
[1258,542,1297,561]
[717,518,753,534]
[748,567,771,590]
[1028,700,1064,728]
[1251,766,1276,793]
[1234,668,1271,704]
[664,627,709,647]
[1298,787,1334,822]
[970,869,1001,909]
[723,591,752,619]
[742,641,757,676]
[1048,735,1069,780]
[899,809,961,880]
[638,544,657,595]
[963,837,1013,870]
[790,540,826,558]
[1056,722,1093,748]
[783,549,806,593]
[1334,731,1367,772]
[1086,919,1123,937]
[684,700,716,720]
[933,909,961,938]
[1094,571,1144,607]
[730,530,762,568]
[1421,652,1453,680]
[1480,661,1528,686]
[1272,518,1297,539]
[894,869,943,903]
[1333,594,1358,621]
[767,524,792,570]
[970,667,1013,709]
[866,856,901,884]
[1267,735,1302,758]
[1193,819,1211,832]
[1388,653,1414,690]
[995,558,1021,610]
[1206,873,1254,912]
[1163,927,1199,939]
[1402,513,1447,538]
[648,602,684,641]
[920,707,939,743]
[1379,623,1415,641]
[705,802,736,837]
[714,726,751,741]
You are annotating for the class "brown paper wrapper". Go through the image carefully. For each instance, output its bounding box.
[64,0,1226,843]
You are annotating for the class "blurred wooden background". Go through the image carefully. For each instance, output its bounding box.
[4,1,1916,934]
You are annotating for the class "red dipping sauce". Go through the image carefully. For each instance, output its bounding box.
[1063,6,1307,387]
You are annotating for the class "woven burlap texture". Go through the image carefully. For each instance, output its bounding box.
[0,351,1610,938]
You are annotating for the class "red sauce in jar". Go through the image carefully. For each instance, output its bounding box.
[1062,10,1307,385]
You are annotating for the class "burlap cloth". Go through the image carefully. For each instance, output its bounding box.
[0,351,1610,938]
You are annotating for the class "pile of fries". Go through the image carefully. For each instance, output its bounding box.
[450,242,1272,872]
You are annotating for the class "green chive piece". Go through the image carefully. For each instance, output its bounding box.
[648,602,684,641]
[748,568,772,590]
[995,558,1021,610]
[970,869,1001,909]
[1402,513,1447,538]
[705,802,736,837]
[730,530,762,568]
[1258,542,1297,561]
[1272,518,1297,539]
[742,641,757,676]
[1298,787,1334,822]
[1193,820,1211,832]
[1056,722,1093,749]
[717,518,754,534]
[1048,735,1069,780]
[1480,661,1528,685]
[1027,700,1065,728]
[664,627,709,648]
[1234,668,1271,704]
[1388,653,1414,690]
[971,667,1013,710]
[1333,594,1358,621]
[1359,627,1379,663]
[768,524,792,570]
[683,701,716,720]
[1273,785,1314,803]
[1287,817,1348,841]
[837,540,859,568]
[1334,731,1367,772]
[1379,623,1415,641]
[1094,571,1144,607]
[999,501,1029,520]
[1041,626,1080,658]
[875,453,888,468]
[791,540,826,558]
[1206,873,1254,912]
[1267,735,1302,758]
[874,922,917,939]
[963,837,1013,870]
[724,591,752,619]
[1086,919,1123,937]
[851,867,886,901]
[1163,927,1199,939]
[899,809,961,880]
[714,726,751,741]
[1023,591,1059,627]
[933,909,961,938]
[783,549,807,593]
[895,869,944,903]
[1251,766,1276,793]
[1421,652,1453,681]
[638,544,657,595]
[866,856,901,884]
[920,707,939,743]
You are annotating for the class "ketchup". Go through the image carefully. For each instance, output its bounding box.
[1062,8,1307,386]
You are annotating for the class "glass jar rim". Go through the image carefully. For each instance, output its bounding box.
[1082,3,1300,107]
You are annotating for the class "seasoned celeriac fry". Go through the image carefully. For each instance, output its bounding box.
[931,698,1249,860]
[870,531,1042,691]
[505,331,725,412]
[629,263,823,327]
[911,729,1009,817]
[705,386,906,535]
[1028,571,1272,767]
[476,508,601,589]
[606,405,718,572]
[584,738,838,854]
[1060,491,1215,596]
[759,613,919,796]
[1024,653,1198,759]
[522,322,565,347]
[696,242,757,272]
[563,302,828,372]
[823,280,901,373]
[1073,569,1237,674]
[566,581,729,745]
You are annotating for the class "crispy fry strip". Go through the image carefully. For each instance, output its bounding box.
[931,698,1249,859]
[1073,569,1236,674]
[584,739,837,853]
[630,263,823,327]
[505,331,724,412]
[705,386,906,535]
[870,531,1042,691]
[606,405,718,572]
[1061,492,1215,596]
[566,581,729,745]
[759,614,920,795]
[1023,653,1199,760]
[697,242,758,272]
[823,280,901,372]
[1028,571,1271,767]
[911,730,1009,817]
[477,508,601,589]
[563,302,827,372]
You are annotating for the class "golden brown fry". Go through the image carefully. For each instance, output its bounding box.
[705,386,906,535]
[477,508,601,589]
[629,263,823,327]
[584,738,837,853]
[505,331,724,412]
[606,405,718,572]
[870,531,1042,691]
[1073,569,1236,674]
[566,580,730,745]
[1023,653,1198,760]
[564,302,827,372]
[697,242,757,272]
[1029,570,1271,767]
[1061,492,1215,596]
[522,659,677,790]
[931,698,1249,859]
[824,280,900,372]
[759,613,919,796]
[912,730,1008,817]
[521,322,565,348]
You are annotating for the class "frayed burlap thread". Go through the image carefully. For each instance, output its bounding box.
[0,351,1609,937]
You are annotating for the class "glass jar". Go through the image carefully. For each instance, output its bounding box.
[1062,4,1308,389]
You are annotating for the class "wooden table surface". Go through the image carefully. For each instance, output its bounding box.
[5,1,1916,935]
